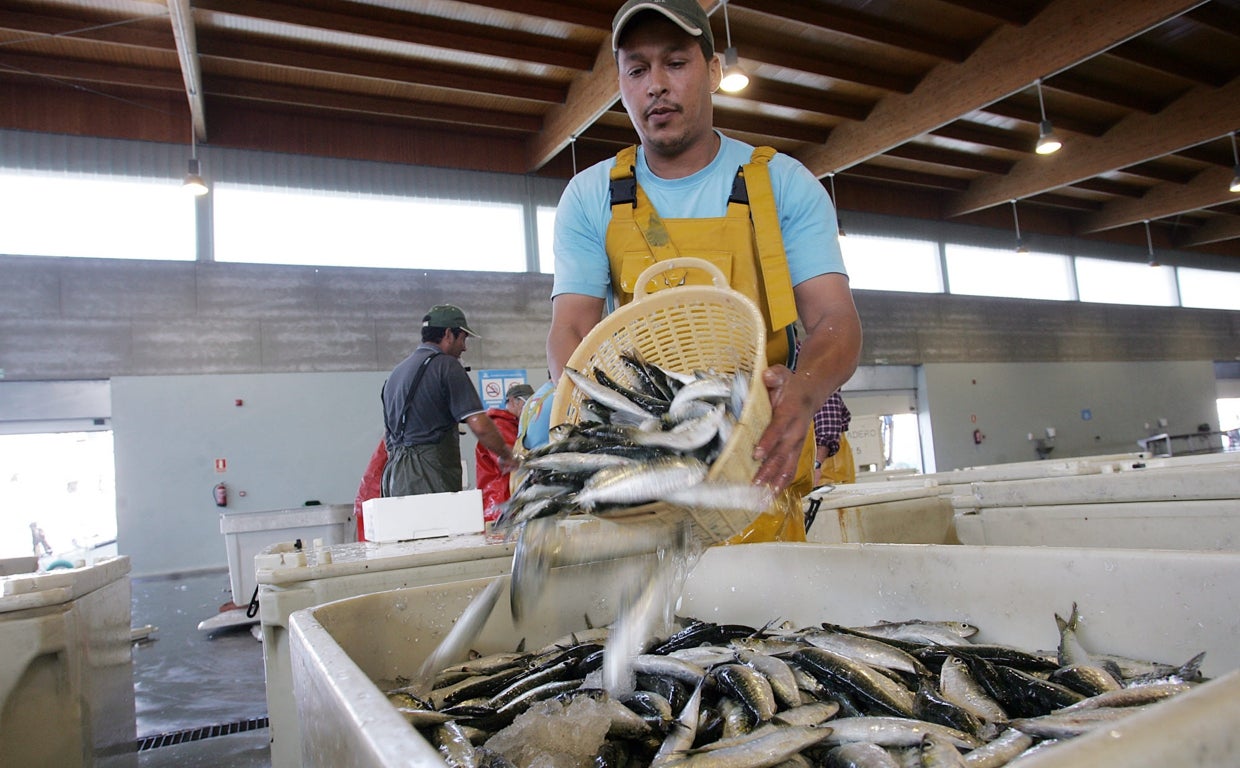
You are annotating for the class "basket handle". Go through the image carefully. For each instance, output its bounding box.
[633,257,728,300]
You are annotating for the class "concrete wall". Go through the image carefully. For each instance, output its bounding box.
[111,372,386,577]
[3,256,1237,380]
[0,255,554,378]
[919,361,1221,472]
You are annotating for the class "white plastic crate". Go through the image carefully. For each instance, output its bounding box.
[805,482,956,544]
[289,543,1240,768]
[256,534,515,768]
[954,499,1240,549]
[219,504,354,604]
[0,556,136,767]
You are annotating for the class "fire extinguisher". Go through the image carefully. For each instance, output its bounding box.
[213,482,228,507]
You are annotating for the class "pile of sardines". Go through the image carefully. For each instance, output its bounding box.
[386,603,1206,768]
[495,351,767,532]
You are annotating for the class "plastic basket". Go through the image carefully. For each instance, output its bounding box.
[549,258,769,544]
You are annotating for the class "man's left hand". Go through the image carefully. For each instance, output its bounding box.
[498,453,521,475]
[751,365,812,492]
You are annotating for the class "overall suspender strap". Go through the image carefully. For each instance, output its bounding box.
[741,147,798,334]
[383,351,441,441]
[610,146,682,261]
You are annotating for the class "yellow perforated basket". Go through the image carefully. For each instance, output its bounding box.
[549,258,770,544]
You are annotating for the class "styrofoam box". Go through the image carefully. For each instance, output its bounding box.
[289,543,1240,768]
[362,489,484,543]
[220,504,355,604]
[0,556,136,767]
[255,535,515,768]
[806,483,957,545]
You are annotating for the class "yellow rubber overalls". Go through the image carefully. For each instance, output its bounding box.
[605,145,814,543]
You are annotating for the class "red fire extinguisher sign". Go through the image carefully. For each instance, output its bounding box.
[215,458,227,473]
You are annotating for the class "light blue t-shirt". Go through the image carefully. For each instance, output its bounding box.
[551,132,846,303]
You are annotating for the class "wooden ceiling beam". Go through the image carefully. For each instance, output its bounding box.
[210,78,543,133]
[750,44,919,93]
[576,123,640,146]
[715,110,830,145]
[930,122,1033,152]
[0,8,172,49]
[981,98,1110,137]
[794,0,1207,178]
[887,143,1014,175]
[1175,215,1240,247]
[0,51,184,90]
[1118,162,1198,185]
[1077,165,1240,233]
[927,0,1036,26]
[1026,193,1103,212]
[734,79,873,122]
[1048,72,1172,114]
[741,0,970,62]
[1107,39,1233,88]
[843,164,972,191]
[524,40,622,171]
[168,0,206,142]
[440,0,613,30]
[192,0,597,71]
[1185,3,1240,36]
[201,38,567,104]
[947,76,1240,217]
[1071,177,1147,198]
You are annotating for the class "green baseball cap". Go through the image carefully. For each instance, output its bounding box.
[612,0,714,58]
[423,304,479,337]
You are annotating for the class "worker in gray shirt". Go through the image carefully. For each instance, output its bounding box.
[381,304,518,497]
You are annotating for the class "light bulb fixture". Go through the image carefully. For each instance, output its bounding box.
[1034,79,1062,155]
[829,173,846,237]
[1011,199,1028,253]
[182,131,208,196]
[1229,131,1240,194]
[183,157,207,196]
[1144,219,1159,267]
[718,0,749,93]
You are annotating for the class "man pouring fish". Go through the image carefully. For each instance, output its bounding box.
[408,0,861,707]
[546,0,862,533]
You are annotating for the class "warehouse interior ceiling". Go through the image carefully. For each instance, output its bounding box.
[1,0,1238,260]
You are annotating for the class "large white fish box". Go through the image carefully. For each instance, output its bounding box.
[805,481,957,544]
[220,503,355,605]
[912,452,1150,492]
[0,556,136,767]
[256,534,515,768]
[288,543,1240,768]
[954,456,1240,549]
[361,489,484,543]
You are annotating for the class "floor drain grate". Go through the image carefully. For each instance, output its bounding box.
[136,716,269,751]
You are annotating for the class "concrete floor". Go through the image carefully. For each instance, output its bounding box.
[131,569,272,767]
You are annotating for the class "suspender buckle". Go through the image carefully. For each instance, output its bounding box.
[728,169,749,205]
[609,176,637,207]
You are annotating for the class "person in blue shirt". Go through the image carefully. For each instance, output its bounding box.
[546,0,862,497]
